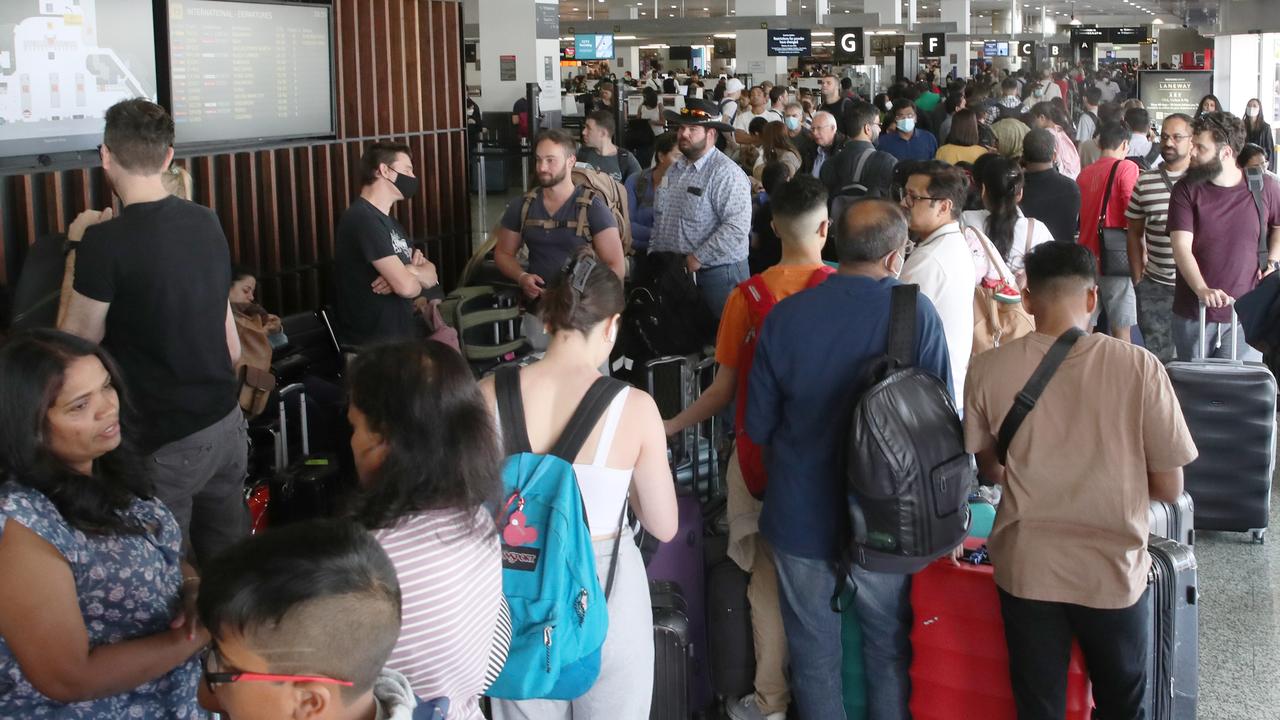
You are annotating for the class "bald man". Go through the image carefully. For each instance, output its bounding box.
[746,199,952,720]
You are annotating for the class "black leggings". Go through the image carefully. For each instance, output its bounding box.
[998,587,1150,720]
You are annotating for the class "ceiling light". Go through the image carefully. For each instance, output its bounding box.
[614,35,637,40]
[1153,17,1164,24]
[713,32,736,38]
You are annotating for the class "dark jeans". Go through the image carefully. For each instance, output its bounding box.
[998,587,1150,720]
[150,405,249,565]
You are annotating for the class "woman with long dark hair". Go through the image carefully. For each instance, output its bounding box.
[1243,98,1276,172]
[961,156,1055,286]
[348,340,507,719]
[638,87,664,136]
[753,120,802,179]
[626,132,679,252]
[1030,100,1081,179]
[0,330,204,717]
[1195,94,1221,118]
[483,247,677,720]
[935,108,992,165]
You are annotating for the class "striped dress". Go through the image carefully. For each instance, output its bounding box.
[375,508,509,719]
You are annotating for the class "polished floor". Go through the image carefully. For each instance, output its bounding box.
[467,185,1280,718]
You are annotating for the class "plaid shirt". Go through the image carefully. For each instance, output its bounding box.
[649,145,752,266]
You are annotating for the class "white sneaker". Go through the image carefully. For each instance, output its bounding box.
[726,695,786,720]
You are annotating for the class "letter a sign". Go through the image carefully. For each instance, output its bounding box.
[835,27,865,64]
[922,32,945,58]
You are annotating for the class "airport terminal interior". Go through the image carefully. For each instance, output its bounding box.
[2,0,1280,718]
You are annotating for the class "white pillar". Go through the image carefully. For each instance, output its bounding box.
[941,0,970,78]
[1214,33,1264,117]
[607,0,639,20]
[477,0,561,113]
[812,0,829,25]
[736,0,787,85]
[865,0,902,26]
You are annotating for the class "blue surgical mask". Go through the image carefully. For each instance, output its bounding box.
[897,117,916,133]
[785,116,801,131]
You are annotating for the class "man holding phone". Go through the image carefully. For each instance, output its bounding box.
[495,129,625,349]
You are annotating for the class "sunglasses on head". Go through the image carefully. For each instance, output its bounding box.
[201,647,354,694]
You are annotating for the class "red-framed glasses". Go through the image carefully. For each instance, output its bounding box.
[202,647,354,692]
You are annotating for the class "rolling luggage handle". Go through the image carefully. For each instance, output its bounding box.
[1197,301,1239,362]
[276,383,309,470]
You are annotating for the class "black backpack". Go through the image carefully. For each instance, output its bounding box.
[617,251,717,362]
[835,284,975,595]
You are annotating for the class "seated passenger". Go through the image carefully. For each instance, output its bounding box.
[346,340,509,718]
[197,519,437,719]
[229,266,285,349]
[625,132,678,254]
[746,200,952,719]
[0,330,205,716]
[665,174,839,720]
[964,242,1197,719]
[480,248,678,720]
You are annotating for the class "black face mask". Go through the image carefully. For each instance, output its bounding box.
[391,170,419,200]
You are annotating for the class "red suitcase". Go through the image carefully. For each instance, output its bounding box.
[909,554,1094,720]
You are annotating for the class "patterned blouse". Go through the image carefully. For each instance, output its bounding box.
[0,483,202,718]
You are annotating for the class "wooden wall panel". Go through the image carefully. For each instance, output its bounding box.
[0,0,469,320]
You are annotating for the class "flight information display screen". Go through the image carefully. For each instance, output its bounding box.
[167,0,334,147]
[0,0,158,160]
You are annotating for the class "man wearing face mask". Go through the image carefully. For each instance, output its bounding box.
[783,101,816,164]
[1022,70,1062,112]
[331,141,440,347]
[877,99,939,163]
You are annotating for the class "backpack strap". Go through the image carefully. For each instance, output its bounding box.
[808,265,836,287]
[495,366,533,456]
[1157,168,1175,195]
[1246,166,1269,271]
[886,284,918,367]
[574,187,597,241]
[1024,216,1036,258]
[740,275,778,331]
[1097,157,1124,239]
[851,145,875,185]
[1143,142,1162,169]
[549,376,628,461]
[995,328,1086,465]
[518,189,540,238]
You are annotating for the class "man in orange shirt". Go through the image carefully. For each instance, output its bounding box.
[663,174,834,720]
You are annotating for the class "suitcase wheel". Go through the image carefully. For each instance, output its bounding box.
[1252,528,1267,544]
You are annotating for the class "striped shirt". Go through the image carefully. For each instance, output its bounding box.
[1125,167,1185,286]
[376,509,508,720]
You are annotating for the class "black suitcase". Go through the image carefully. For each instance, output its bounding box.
[1166,306,1276,543]
[704,534,755,702]
[1145,536,1199,720]
[651,581,692,720]
[1148,492,1194,547]
[268,383,346,526]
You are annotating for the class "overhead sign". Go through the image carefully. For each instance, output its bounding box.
[1107,26,1148,43]
[1050,43,1069,58]
[1018,40,1035,57]
[534,0,559,40]
[922,32,945,58]
[834,27,865,64]
[870,34,905,58]
[766,29,811,57]
[983,40,1009,57]
[1138,70,1213,125]
[1071,26,1105,56]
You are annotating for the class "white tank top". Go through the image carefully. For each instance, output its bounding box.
[494,387,634,538]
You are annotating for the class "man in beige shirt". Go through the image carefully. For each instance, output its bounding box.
[963,241,1197,720]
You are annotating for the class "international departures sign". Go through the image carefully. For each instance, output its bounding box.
[834,27,864,64]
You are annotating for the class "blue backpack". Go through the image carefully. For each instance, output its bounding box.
[486,366,628,700]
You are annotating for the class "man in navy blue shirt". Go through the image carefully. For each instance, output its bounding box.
[876,98,939,162]
[746,198,952,720]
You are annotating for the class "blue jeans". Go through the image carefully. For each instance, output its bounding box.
[696,260,750,319]
[1171,313,1262,362]
[773,549,913,720]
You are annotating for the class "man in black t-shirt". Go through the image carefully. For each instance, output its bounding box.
[61,99,245,563]
[332,142,440,347]
[1020,128,1082,245]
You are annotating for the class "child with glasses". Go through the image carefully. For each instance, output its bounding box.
[196,519,446,720]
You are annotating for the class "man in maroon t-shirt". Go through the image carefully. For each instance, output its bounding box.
[1168,112,1280,360]
[1077,122,1140,341]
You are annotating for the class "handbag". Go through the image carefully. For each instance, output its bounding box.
[971,226,1035,356]
[1097,158,1133,277]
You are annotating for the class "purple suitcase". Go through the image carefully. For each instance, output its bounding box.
[646,488,712,712]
